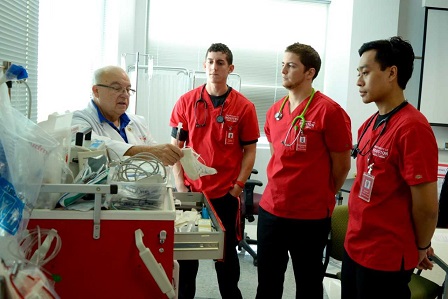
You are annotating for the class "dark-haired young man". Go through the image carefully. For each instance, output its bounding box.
[342,36,439,299]
[170,43,260,299]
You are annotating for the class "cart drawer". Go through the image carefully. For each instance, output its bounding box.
[173,192,225,260]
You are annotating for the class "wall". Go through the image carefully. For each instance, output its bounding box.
[402,0,448,163]
[345,0,402,180]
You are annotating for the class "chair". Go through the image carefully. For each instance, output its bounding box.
[238,169,263,266]
[323,204,444,299]
[323,204,348,280]
[437,171,448,229]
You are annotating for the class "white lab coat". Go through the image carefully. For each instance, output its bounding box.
[72,101,157,157]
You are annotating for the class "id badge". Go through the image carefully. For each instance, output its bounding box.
[359,172,375,202]
[225,131,234,145]
[295,131,307,152]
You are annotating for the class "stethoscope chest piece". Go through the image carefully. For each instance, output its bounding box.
[216,115,224,123]
[274,112,283,121]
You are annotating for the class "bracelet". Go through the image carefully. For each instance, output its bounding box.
[417,242,431,250]
[235,180,245,189]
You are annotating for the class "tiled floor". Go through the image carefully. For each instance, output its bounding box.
[194,247,300,299]
[194,218,334,299]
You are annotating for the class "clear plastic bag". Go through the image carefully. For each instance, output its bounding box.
[105,153,167,210]
[35,112,76,209]
[0,80,59,236]
[0,260,60,299]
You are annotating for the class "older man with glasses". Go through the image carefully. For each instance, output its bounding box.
[72,65,182,165]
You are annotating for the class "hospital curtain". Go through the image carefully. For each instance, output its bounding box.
[146,0,330,136]
[0,0,39,121]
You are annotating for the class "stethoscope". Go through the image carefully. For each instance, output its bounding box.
[351,101,408,159]
[277,89,316,146]
[194,84,225,128]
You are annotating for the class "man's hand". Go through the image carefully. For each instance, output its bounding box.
[417,247,434,270]
[125,144,183,166]
[149,144,183,166]
[229,184,243,198]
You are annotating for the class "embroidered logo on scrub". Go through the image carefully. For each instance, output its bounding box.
[303,121,315,129]
[225,115,239,122]
[372,145,388,159]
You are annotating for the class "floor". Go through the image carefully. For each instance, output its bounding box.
[194,217,334,299]
[193,216,446,299]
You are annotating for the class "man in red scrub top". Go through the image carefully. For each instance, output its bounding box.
[255,42,352,299]
[341,36,439,299]
[170,43,260,299]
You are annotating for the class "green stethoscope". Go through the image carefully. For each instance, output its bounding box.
[277,88,316,146]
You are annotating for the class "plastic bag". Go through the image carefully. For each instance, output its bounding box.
[0,260,60,299]
[105,153,167,210]
[0,79,59,236]
[35,112,76,209]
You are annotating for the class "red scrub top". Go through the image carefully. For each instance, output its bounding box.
[261,91,352,219]
[170,85,260,199]
[345,103,438,271]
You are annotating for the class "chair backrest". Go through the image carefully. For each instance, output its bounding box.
[241,169,263,220]
[437,171,448,228]
[329,204,349,261]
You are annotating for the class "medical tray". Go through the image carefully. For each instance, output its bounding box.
[173,192,225,260]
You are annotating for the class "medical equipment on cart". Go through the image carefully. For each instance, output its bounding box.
[0,226,61,299]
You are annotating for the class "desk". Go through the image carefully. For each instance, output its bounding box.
[432,228,448,299]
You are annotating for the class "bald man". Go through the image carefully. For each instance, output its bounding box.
[72,65,182,165]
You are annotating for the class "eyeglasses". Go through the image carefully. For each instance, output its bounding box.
[96,84,136,96]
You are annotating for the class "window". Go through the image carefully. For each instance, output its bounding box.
[37,0,119,122]
[0,1,39,121]
[147,0,329,135]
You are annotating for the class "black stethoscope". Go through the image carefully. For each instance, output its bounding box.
[351,101,408,159]
[194,84,225,128]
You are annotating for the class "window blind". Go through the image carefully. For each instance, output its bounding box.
[0,0,39,121]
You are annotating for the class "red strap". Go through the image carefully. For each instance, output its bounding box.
[236,196,242,242]
[235,180,245,189]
